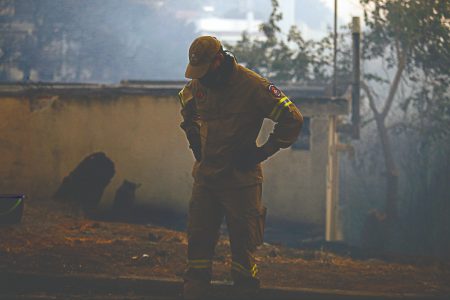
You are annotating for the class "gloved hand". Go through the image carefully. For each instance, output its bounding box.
[186,130,201,162]
[191,145,201,162]
[234,145,270,171]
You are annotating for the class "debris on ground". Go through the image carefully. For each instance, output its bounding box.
[0,199,449,296]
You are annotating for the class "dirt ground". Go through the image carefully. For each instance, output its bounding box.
[1,200,449,297]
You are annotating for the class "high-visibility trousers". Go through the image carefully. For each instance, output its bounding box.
[184,183,266,282]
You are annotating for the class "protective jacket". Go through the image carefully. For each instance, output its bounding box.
[179,58,303,187]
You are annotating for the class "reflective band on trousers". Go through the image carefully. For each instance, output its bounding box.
[269,96,293,121]
[188,259,212,269]
[231,261,258,278]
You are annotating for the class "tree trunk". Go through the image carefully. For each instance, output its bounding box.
[360,42,407,253]
[374,54,405,221]
[375,116,399,220]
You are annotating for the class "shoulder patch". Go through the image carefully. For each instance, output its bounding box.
[268,84,282,98]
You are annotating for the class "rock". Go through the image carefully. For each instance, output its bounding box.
[54,152,115,217]
[112,180,141,221]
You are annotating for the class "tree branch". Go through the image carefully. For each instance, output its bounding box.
[381,44,407,119]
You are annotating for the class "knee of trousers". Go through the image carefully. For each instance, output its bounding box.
[187,227,220,244]
[227,211,266,253]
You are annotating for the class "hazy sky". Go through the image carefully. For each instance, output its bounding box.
[195,0,365,40]
[300,0,365,39]
[320,0,364,24]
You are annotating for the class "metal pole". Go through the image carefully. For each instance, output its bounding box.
[352,17,361,139]
[327,0,338,242]
[333,0,337,97]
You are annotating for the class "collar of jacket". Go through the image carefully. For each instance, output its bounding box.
[225,57,239,86]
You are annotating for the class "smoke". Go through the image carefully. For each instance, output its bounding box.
[0,0,197,82]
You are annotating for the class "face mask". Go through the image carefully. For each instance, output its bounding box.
[199,67,222,89]
[199,52,234,89]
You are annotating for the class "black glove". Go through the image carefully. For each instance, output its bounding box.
[234,145,270,171]
[185,129,201,162]
[191,145,201,162]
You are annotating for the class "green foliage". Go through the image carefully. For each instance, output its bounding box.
[410,75,450,141]
[261,0,283,43]
[361,0,449,76]
[227,0,352,87]
[227,0,294,81]
[361,0,449,140]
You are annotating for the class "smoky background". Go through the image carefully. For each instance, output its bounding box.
[1,0,449,260]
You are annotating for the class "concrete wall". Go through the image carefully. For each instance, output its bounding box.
[0,84,347,226]
[259,117,329,225]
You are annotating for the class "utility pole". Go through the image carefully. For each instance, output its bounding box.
[333,0,337,97]
[352,17,361,139]
[326,0,341,242]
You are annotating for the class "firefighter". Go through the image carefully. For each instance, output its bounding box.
[179,36,303,299]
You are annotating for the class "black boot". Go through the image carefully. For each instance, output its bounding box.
[233,276,260,289]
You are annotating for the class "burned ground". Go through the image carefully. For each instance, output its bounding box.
[0,199,449,297]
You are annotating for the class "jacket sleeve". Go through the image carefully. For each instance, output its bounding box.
[256,82,304,155]
[178,82,201,152]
